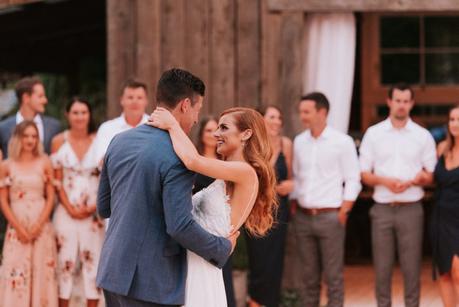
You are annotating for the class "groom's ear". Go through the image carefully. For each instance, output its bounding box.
[180,98,192,113]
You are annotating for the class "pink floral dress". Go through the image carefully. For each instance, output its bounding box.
[0,160,58,307]
[51,133,104,300]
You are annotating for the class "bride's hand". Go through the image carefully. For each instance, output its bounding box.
[147,107,178,130]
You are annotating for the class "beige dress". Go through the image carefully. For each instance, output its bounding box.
[0,160,58,307]
[51,133,104,299]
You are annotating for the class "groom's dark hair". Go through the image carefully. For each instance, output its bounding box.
[156,68,205,109]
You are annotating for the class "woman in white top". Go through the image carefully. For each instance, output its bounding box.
[51,97,104,307]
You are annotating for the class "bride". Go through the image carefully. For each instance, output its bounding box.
[149,106,278,307]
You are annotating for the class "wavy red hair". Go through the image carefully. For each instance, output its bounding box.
[220,107,278,237]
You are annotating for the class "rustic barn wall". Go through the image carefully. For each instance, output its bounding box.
[106,0,305,136]
[0,0,41,8]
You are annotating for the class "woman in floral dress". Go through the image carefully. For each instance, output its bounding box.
[0,120,58,307]
[51,97,104,307]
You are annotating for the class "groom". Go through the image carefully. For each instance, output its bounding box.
[96,68,238,307]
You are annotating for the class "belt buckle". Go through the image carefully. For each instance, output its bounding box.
[311,208,318,216]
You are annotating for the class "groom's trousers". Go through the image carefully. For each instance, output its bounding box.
[104,289,180,307]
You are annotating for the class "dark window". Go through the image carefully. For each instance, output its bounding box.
[380,17,420,48]
[379,15,459,85]
[381,54,420,84]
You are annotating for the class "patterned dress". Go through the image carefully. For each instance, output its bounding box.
[51,133,104,299]
[0,160,58,307]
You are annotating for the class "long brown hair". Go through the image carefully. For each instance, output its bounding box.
[8,120,44,160]
[220,107,278,236]
[195,115,218,155]
[444,105,459,157]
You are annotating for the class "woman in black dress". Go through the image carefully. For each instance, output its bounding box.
[432,105,459,307]
[246,105,294,307]
[192,116,236,307]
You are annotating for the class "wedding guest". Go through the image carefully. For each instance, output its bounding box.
[0,120,58,307]
[360,84,437,307]
[292,93,361,307]
[50,97,104,307]
[192,116,219,193]
[431,105,459,307]
[192,115,236,307]
[94,79,149,164]
[246,105,293,307]
[0,76,61,158]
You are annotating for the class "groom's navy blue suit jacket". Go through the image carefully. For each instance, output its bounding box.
[96,124,231,305]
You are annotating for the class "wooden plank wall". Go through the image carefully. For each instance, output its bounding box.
[136,0,161,114]
[268,0,459,12]
[209,0,236,116]
[184,0,210,114]
[236,0,260,110]
[0,0,41,9]
[106,0,305,136]
[107,0,137,117]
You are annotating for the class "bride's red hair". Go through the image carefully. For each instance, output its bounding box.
[220,107,278,237]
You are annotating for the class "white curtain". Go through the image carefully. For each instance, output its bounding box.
[303,13,356,133]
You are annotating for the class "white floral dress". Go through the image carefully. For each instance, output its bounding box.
[184,179,232,307]
[51,133,104,299]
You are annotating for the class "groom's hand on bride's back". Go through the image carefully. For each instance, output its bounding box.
[227,230,240,254]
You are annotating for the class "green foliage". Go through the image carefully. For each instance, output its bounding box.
[232,232,249,270]
[280,289,301,307]
[40,73,70,125]
[40,55,107,128]
[76,56,107,126]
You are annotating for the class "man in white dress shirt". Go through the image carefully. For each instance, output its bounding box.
[94,79,150,164]
[292,92,361,307]
[359,84,437,307]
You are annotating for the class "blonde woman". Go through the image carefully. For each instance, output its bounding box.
[0,120,58,307]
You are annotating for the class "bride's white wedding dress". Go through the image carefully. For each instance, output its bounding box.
[184,179,231,307]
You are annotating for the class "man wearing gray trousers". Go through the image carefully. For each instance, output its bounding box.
[359,84,437,307]
[292,92,361,307]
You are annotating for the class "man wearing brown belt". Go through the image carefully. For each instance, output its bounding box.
[359,83,437,307]
[292,92,361,307]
